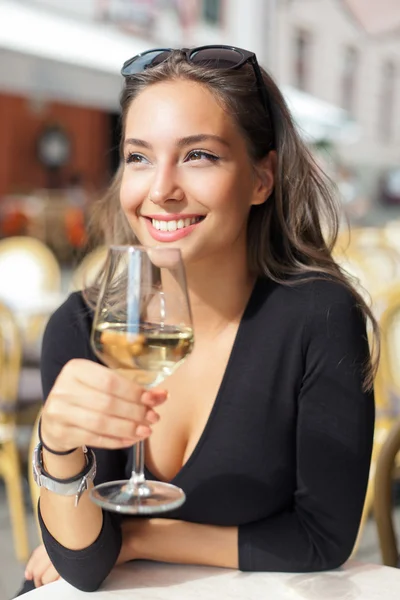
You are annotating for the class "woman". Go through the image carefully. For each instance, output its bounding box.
[23,46,376,593]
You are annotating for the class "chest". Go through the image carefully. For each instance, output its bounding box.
[144,327,238,482]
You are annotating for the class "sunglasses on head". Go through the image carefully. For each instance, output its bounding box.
[121,45,275,149]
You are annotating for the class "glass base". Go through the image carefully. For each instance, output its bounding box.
[89,479,186,514]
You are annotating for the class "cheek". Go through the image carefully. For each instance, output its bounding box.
[185,169,244,210]
[120,173,145,215]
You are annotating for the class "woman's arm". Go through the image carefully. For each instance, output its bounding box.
[238,283,375,571]
[38,298,124,591]
[119,518,238,568]
[120,283,374,573]
[38,295,164,591]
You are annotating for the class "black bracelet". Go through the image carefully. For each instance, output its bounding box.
[38,417,78,456]
[39,444,95,484]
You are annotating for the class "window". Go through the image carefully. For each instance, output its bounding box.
[293,29,311,92]
[380,61,396,143]
[202,0,221,25]
[342,46,358,115]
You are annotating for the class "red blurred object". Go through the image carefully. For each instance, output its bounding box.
[64,207,87,248]
[0,209,29,236]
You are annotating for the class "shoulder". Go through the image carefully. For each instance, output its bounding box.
[290,276,368,347]
[43,291,93,349]
[257,273,360,314]
[41,293,96,396]
[254,275,366,342]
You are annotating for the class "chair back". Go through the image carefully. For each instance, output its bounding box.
[70,245,108,291]
[0,236,61,309]
[0,301,22,426]
[334,227,400,303]
[375,283,400,418]
[374,417,400,567]
[29,409,41,538]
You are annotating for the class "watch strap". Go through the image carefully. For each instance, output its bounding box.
[33,443,97,506]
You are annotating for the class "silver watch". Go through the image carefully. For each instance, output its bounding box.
[32,443,97,507]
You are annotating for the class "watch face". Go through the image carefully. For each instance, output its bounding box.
[37,125,71,168]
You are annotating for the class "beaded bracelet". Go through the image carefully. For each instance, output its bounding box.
[38,417,78,456]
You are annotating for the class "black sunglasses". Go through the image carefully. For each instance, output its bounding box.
[121,45,275,149]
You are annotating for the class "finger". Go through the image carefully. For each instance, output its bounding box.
[42,396,157,451]
[52,386,150,424]
[52,375,166,422]
[25,560,33,579]
[25,545,45,579]
[33,572,43,588]
[51,404,154,443]
[31,554,53,588]
[41,564,60,585]
[61,360,153,404]
[141,390,168,407]
[51,421,153,450]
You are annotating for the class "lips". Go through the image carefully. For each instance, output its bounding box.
[142,214,205,242]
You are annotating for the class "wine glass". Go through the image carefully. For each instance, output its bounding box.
[89,245,194,514]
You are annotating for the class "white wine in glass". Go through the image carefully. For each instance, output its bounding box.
[90,245,194,514]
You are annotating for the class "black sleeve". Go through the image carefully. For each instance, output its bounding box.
[38,294,125,592]
[238,282,375,572]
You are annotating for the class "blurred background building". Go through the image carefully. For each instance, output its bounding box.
[0,2,400,598]
[0,0,399,233]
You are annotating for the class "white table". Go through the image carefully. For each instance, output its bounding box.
[21,560,400,599]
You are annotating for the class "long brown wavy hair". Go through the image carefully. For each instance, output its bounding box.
[86,50,379,390]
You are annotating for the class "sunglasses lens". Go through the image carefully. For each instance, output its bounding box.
[189,48,243,69]
[122,50,172,76]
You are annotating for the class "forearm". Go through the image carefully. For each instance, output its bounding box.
[39,448,103,550]
[124,519,238,569]
[38,449,123,592]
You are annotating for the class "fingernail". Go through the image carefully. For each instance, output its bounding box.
[152,390,168,400]
[146,410,159,424]
[142,397,157,408]
[136,425,152,437]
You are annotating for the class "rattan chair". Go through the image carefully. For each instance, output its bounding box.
[0,301,29,561]
[0,236,62,365]
[374,417,400,567]
[351,282,400,556]
[28,410,41,540]
[70,245,107,292]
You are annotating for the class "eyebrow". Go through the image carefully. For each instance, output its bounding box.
[124,134,230,149]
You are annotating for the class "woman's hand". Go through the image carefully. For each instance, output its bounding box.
[117,519,150,564]
[40,359,167,453]
[25,544,60,588]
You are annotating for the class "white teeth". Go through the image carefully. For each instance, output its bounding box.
[151,217,202,231]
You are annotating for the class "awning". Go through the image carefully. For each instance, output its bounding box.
[0,0,146,109]
[282,85,361,144]
[0,1,361,143]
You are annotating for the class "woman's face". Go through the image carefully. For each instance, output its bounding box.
[120,79,272,265]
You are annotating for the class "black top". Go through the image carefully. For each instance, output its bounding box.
[38,276,374,592]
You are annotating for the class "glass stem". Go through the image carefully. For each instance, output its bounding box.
[129,441,146,490]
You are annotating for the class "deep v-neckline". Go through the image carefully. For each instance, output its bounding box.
[143,278,262,484]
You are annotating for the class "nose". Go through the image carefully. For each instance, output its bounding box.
[149,163,184,205]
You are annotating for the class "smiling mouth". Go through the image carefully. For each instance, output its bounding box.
[147,216,204,232]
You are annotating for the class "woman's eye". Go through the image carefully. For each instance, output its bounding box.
[125,153,148,164]
[186,150,219,162]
